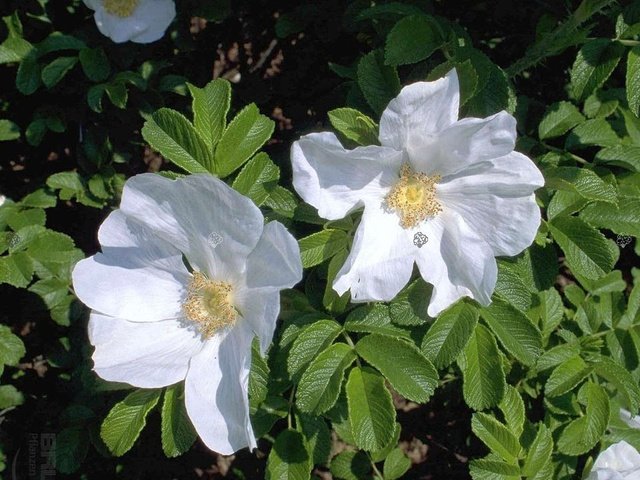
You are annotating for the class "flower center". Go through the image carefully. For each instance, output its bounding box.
[102,0,139,17]
[385,164,442,229]
[183,272,237,338]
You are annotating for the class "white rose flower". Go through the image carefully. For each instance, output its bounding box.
[72,173,302,454]
[83,0,176,44]
[586,441,640,480]
[291,69,544,316]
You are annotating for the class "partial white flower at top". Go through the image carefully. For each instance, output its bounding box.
[83,0,176,44]
[586,441,640,479]
[291,69,544,317]
[72,173,302,454]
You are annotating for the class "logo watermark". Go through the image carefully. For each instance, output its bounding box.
[616,234,632,248]
[413,232,428,248]
[12,433,56,479]
[6,232,19,249]
[207,232,223,248]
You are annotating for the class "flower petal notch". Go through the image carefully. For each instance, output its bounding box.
[72,173,303,455]
[291,69,544,317]
[83,0,176,44]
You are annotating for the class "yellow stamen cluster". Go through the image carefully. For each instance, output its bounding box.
[385,164,442,228]
[102,0,139,17]
[183,272,236,338]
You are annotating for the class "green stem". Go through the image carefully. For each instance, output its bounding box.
[342,331,362,367]
[287,386,296,430]
[367,453,385,479]
[616,39,640,47]
[542,142,589,165]
[506,0,616,77]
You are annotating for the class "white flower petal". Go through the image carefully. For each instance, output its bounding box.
[119,173,264,278]
[88,312,203,388]
[415,210,497,316]
[379,69,459,150]
[437,152,544,256]
[333,204,415,302]
[588,441,640,479]
[235,287,280,355]
[185,322,256,455]
[291,132,402,220]
[245,221,303,290]
[72,210,190,322]
[93,8,147,44]
[83,0,102,10]
[410,111,516,177]
[128,0,175,43]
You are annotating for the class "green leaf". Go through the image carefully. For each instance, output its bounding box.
[296,413,331,466]
[565,118,621,150]
[545,355,591,397]
[215,103,274,177]
[481,298,542,366]
[0,251,34,288]
[543,166,616,203]
[616,2,640,39]
[345,304,411,339]
[499,385,525,438]
[627,47,640,117]
[471,412,520,463]
[535,288,564,340]
[28,278,68,309]
[41,56,78,88]
[100,389,161,456]
[79,47,110,82]
[0,325,26,366]
[20,189,56,208]
[87,84,106,113]
[385,15,441,66]
[298,229,347,268]
[36,33,86,56]
[288,319,343,380]
[427,58,479,106]
[355,334,438,403]
[328,108,379,146]
[421,301,478,368]
[188,79,231,150]
[580,196,640,237]
[570,39,625,102]
[323,249,350,314]
[522,424,553,477]
[141,109,212,174]
[0,384,24,408]
[557,382,609,455]
[383,448,411,480]
[593,355,640,414]
[105,82,127,109]
[0,119,20,141]
[161,383,196,457]
[251,396,288,438]
[264,186,298,218]
[538,101,585,140]
[389,278,432,326]
[469,457,521,479]
[249,337,269,407]
[0,37,32,64]
[330,450,371,480]
[458,324,505,410]
[232,152,279,206]
[595,146,640,172]
[53,426,89,474]
[297,343,356,414]
[346,366,395,451]
[466,64,513,117]
[16,50,41,95]
[47,171,84,193]
[266,429,312,480]
[548,216,614,281]
[358,50,401,116]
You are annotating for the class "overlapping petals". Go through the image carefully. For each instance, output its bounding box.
[291,69,543,316]
[72,173,303,454]
[586,441,640,479]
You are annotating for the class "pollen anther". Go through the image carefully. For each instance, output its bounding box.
[102,0,139,17]
[385,164,442,228]
[183,272,237,338]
